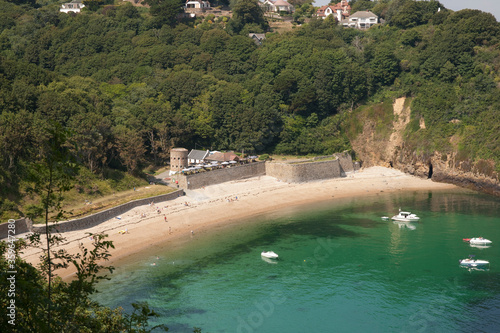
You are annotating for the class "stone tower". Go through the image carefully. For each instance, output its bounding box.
[170,148,188,175]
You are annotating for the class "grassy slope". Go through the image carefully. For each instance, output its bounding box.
[4,166,174,223]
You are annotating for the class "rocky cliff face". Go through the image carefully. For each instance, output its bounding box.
[350,97,500,197]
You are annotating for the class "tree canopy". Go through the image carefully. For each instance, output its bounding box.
[0,0,499,210]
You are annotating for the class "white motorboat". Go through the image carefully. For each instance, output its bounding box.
[391,210,420,222]
[261,251,278,259]
[463,237,492,246]
[459,257,489,267]
[381,216,390,220]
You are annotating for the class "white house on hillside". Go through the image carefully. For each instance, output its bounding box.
[60,0,85,13]
[261,0,294,14]
[185,0,211,9]
[341,11,378,29]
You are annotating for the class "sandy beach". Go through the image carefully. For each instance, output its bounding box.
[19,166,458,279]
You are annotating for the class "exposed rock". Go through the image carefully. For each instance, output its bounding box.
[350,97,500,197]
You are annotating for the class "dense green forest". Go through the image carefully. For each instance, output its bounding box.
[1,0,500,330]
[1,0,499,214]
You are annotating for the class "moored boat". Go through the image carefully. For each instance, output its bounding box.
[459,256,489,267]
[463,237,492,245]
[391,210,420,222]
[261,251,278,259]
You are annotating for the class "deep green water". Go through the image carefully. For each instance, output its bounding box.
[94,189,500,333]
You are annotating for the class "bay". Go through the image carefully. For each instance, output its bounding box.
[94,189,500,333]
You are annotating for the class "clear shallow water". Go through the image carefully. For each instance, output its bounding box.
[94,189,500,333]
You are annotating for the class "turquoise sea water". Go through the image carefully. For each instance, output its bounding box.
[94,189,500,333]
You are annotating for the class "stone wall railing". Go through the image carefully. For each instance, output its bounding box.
[171,162,266,190]
[4,190,184,237]
[0,218,32,240]
[266,158,343,183]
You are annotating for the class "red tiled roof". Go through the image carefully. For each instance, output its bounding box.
[206,152,239,162]
[316,1,351,17]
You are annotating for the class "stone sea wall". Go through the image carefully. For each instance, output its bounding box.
[266,159,343,183]
[171,162,266,190]
[170,155,355,189]
[0,218,32,240]
[266,153,354,183]
[0,154,356,238]
[0,190,184,238]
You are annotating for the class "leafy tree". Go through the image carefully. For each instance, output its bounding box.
[142,0,183,27]
[228,0,269,34]
[287,0,312,6]
[83,0,106,11]
[68,112,113,173]
[400,29,421,47]
[200,29,231,54]
[351,0,374,13]
[370,46,400,87]
[444,9,499,45]
[0,234,169,331]
[0,110,33,171]
[24,122,79,329]
[5,0,37,7]
[113,125,146,175]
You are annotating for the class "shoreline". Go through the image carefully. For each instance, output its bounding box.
[19,167,459,280]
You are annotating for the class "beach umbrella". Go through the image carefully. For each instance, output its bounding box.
[221,161,229,165]
[229,160,237,164]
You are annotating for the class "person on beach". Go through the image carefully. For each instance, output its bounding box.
[164,216,167,222]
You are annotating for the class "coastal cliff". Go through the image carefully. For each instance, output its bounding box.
[348,97,500,197]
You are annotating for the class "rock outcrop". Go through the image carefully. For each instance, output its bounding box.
[350,97,500,197]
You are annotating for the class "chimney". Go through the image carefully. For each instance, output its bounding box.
[337,9,342,22]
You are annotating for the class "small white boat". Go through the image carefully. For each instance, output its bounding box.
[463,237,492,245]
[391,210,420,222]
[381,216,390,220]
[459,257,489,267]
[261,251,278,259]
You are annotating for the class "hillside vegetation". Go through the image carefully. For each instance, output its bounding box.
[1,0,500,218]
